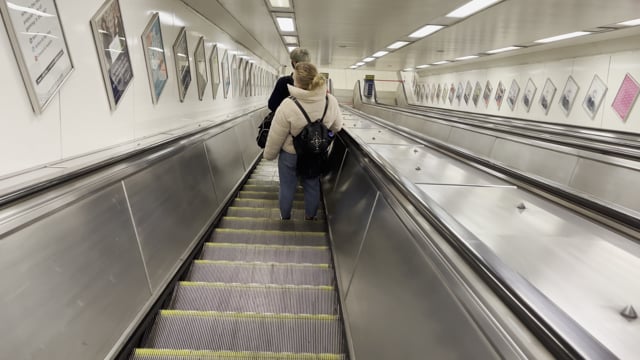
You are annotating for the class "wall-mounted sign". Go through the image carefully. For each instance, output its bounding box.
[0,0,74,114]
[141,12,168,104]
[90,0,134,110]
[172,27,191,102]
[559,76,579,117]
[612,73,640,122]
[194,36,207,101]
[209,44,220,99]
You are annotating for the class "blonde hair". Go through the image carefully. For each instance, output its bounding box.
[290,48,310,64]
[294,62,325,91]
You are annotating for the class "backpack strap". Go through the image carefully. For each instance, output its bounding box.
[290,96,329,124]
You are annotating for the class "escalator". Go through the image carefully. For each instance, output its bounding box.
[130,158,346,360]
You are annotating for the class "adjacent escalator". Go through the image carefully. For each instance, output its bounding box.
[130,158,346,360]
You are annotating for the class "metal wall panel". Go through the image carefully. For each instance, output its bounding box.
[420,119,453,141]
[325,152,378,295]
[448,127,497,157]
[205,128,247,200]
[347,128,417,145]
[490,138,579,185]
[124,145,218,290]
[321,138,348,207]
[0,183,149,360]
[236,113,263,171]
[346,196,499,360]
[570,158,640,213]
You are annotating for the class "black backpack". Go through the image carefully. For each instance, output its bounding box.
[290,96,333,177]
[256,111,274,148]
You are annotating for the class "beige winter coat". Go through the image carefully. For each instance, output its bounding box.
[263,84,343,160]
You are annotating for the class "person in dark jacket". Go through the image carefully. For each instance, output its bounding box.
[268,48,311,111]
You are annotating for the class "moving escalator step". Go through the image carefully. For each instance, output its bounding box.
[131,348,346,359]
[226,207,325,220]
[218,217,326,232]
[231,198,307,209]
[245,179,281,187]
[187,261,334,286]
[170,282,338,314]
[237,191,304,201]
[241,184,302,193]
[144,311,344,354]
[201,243,331,264]
[210,229,327,246]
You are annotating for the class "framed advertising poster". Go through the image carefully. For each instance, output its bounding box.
[431,84,436,102]
[582,74,607,119]
[483,80,493,108]
[172,27,191,102]
[90,0,133,110]
[436,84,442,103]
[472,81,481,107]
[495,81,505,110]
[539,78,556,115]
[448,83,455,104]
[0,0,74,114]
[231,55,238,98]
[209,45,220,99]
[559,76,579,116]
[455,82,463,104]
[507,79,520,111]
[141,12,168,104]
[464,81,472,105]
[194,36,207,101]
[611,73,640,122]
[522,78,537,113]
[221,50,230,99]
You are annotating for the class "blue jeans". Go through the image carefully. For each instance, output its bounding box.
[278,150,320,219]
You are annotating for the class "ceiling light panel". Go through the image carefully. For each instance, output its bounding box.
[287,46,296,52]
[534,31,591,43]
[363,57,375,62]
[416,65,430,69]
[403,68,414,71]
[282,36,298,44]
[276,17,295,32]
[269,0,290,8]
[350,65,358,69]
[387,41,409,49]
[432,60,450,65]
[356,62,365,66]
[618,18,640,26]
[455,55,479,60]
[486,46,522,54]
[446,0,502,18]
[372,51,389,57]
[409,25,445,38]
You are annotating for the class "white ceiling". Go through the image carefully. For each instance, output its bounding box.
[186,0,640,71]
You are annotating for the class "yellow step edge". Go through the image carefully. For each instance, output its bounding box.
[214,228,326,237]
[134,348,344,359]
[194,260,330,268]
[228,206,315,213]
[179,281,334,291]
[233,199,305,204]
[205,243,328,250]
[223,216,321,223]
[160,309,338,321]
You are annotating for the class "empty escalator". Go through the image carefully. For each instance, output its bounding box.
[130,158,346,360]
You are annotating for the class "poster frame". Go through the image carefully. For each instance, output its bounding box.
[172,26,191,102]
[140,12,168,104]
[194,36,208,101]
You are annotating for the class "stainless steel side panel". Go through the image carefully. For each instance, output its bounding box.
[416,184,640,359]
[490,138,579,185]
[124,145,217,290]
[346,196,499,360]
[570,158,640,214]
[235,115,262,171]
[204,128,247,199]
[448,127,497,157]
[342,119,382,130]
[325,153,379,296]
[369,144,512,187]
[346,128,417,145]
[0,183,149,360]
[420,118,452,141]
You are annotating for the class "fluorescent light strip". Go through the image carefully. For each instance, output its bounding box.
[416,65,430,69]
[432,60,450,65]
[409,25,444,38]
[276,17,295,32]
[486,46,521,54]
[350,65,358,69]
[372,51,389,57]
[446,0,502,18]
[363,57,375,62]
[535,31,591,43]
[387,41,409,49]
[618,18,640,26]
[287,46,296,52]
[403,68,414,71]
[269,0,290,8]
[455,55,479,60]
[356,62,365,66]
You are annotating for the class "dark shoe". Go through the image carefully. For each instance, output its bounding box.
[304,216,317,221]
[281,216,291,220]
